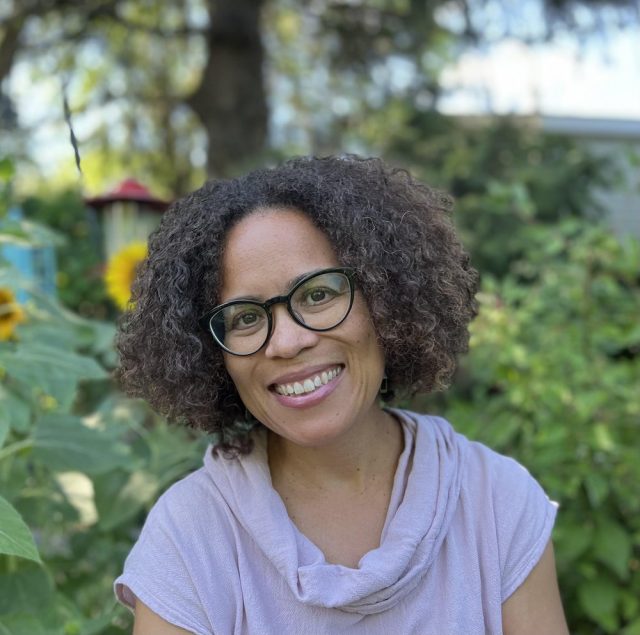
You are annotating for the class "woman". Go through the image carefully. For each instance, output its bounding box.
[114,156,568,635]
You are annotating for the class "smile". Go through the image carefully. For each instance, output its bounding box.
[273,366,343,397]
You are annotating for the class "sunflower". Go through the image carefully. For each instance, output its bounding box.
[104,241,148,310]
[0,287,25,341]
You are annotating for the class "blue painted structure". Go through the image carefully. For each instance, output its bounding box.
[0,206,57,302]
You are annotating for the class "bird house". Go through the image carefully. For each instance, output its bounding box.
[85,179,169,260]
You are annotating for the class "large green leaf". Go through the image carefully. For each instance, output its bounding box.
[62,609,116,635]
[0,584,72,634]
[33,414,130,475]
[0,343,108,411]
[0,590,64,635]
[13,321,80,351]
[16,289,116,355]
[593,520,632,580]
[584,472,610,508]
[95,469,159,531]
[0,386,30,433]
[0,496,40,562]
[578,577,620,632]
[554,519,593,565]
[0,421,7,449]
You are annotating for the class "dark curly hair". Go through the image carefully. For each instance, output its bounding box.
[115,155,479,455]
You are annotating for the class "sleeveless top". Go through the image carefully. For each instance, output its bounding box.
[115,410,557,635]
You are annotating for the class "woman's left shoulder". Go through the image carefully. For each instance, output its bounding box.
[462,432,555,521]
[451,422,558,602]
[406,409,558,600]
[411,410,551,502]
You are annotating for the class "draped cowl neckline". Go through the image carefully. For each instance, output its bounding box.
[203,409,466,615]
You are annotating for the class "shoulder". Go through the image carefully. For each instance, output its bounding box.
[464,434,549,503]
[402,410,558,601]
[152,463,226,522]
[120,458,236,572]
[406,409,553,512]
[139,456,241,556]
[115,454,242,632]
[460,430,558,601]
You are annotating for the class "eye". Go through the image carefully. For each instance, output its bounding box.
[301,286,337,306]
[229,308,265,331]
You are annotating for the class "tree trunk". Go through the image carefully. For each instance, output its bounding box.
[0,14,26,85]
[187,0,268,179]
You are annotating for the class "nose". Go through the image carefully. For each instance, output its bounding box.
[264,304,320,359]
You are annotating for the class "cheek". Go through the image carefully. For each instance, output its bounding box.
[352,305,383,354]
[223,357,254,395]
[348,314,385,370]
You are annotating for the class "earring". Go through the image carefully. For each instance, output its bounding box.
[380,374,389,395]
[234,407,257,433]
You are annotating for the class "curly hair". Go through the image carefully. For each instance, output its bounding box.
[115,155,479,455]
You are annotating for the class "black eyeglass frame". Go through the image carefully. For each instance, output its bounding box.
[199,267,356,356]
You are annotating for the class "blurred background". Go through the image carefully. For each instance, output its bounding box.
[0,1,639,633]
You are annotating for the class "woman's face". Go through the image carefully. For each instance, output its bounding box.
[219,208,386,448]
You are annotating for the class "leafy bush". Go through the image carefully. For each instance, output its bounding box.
[0,287,207,633]
[0,182,207,633]
[417,220,640,634]
[384,115,617,277]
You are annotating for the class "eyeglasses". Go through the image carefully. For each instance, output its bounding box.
[199,268,356,356]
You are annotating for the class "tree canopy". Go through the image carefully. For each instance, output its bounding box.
[1,0,637,189]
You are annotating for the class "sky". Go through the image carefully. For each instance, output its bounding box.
[440,27,640,119]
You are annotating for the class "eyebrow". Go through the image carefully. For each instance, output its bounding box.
[223,268,328,304]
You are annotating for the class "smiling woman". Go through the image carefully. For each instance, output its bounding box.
[114,155,569,635]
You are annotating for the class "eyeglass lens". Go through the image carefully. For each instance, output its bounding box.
[210,271,352,355]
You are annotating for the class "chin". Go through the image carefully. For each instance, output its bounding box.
[267,412,358,448]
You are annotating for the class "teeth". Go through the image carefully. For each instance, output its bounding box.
[274,366,342,397]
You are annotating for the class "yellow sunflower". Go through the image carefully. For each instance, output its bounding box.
[0,287,25,341]
[104,241,148,310]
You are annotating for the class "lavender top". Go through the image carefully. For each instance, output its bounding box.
[115,410,557,635]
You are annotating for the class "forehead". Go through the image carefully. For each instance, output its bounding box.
[220,208,340,298]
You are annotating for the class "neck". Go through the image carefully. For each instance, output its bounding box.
[267,405,402,492]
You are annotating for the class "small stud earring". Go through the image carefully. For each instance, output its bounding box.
[233,407,257,433]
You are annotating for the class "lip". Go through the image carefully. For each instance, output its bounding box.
[268,363,344,388]
[270,367,344,409]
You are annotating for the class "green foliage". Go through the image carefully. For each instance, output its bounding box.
[0,215,208,632]
[417,220,640,634]
[22,190,113,319]
[0,496,40,564]
[0,159,14,217]
[382,114,617,276]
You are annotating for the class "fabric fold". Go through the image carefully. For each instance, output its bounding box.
[203,409,467,615]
